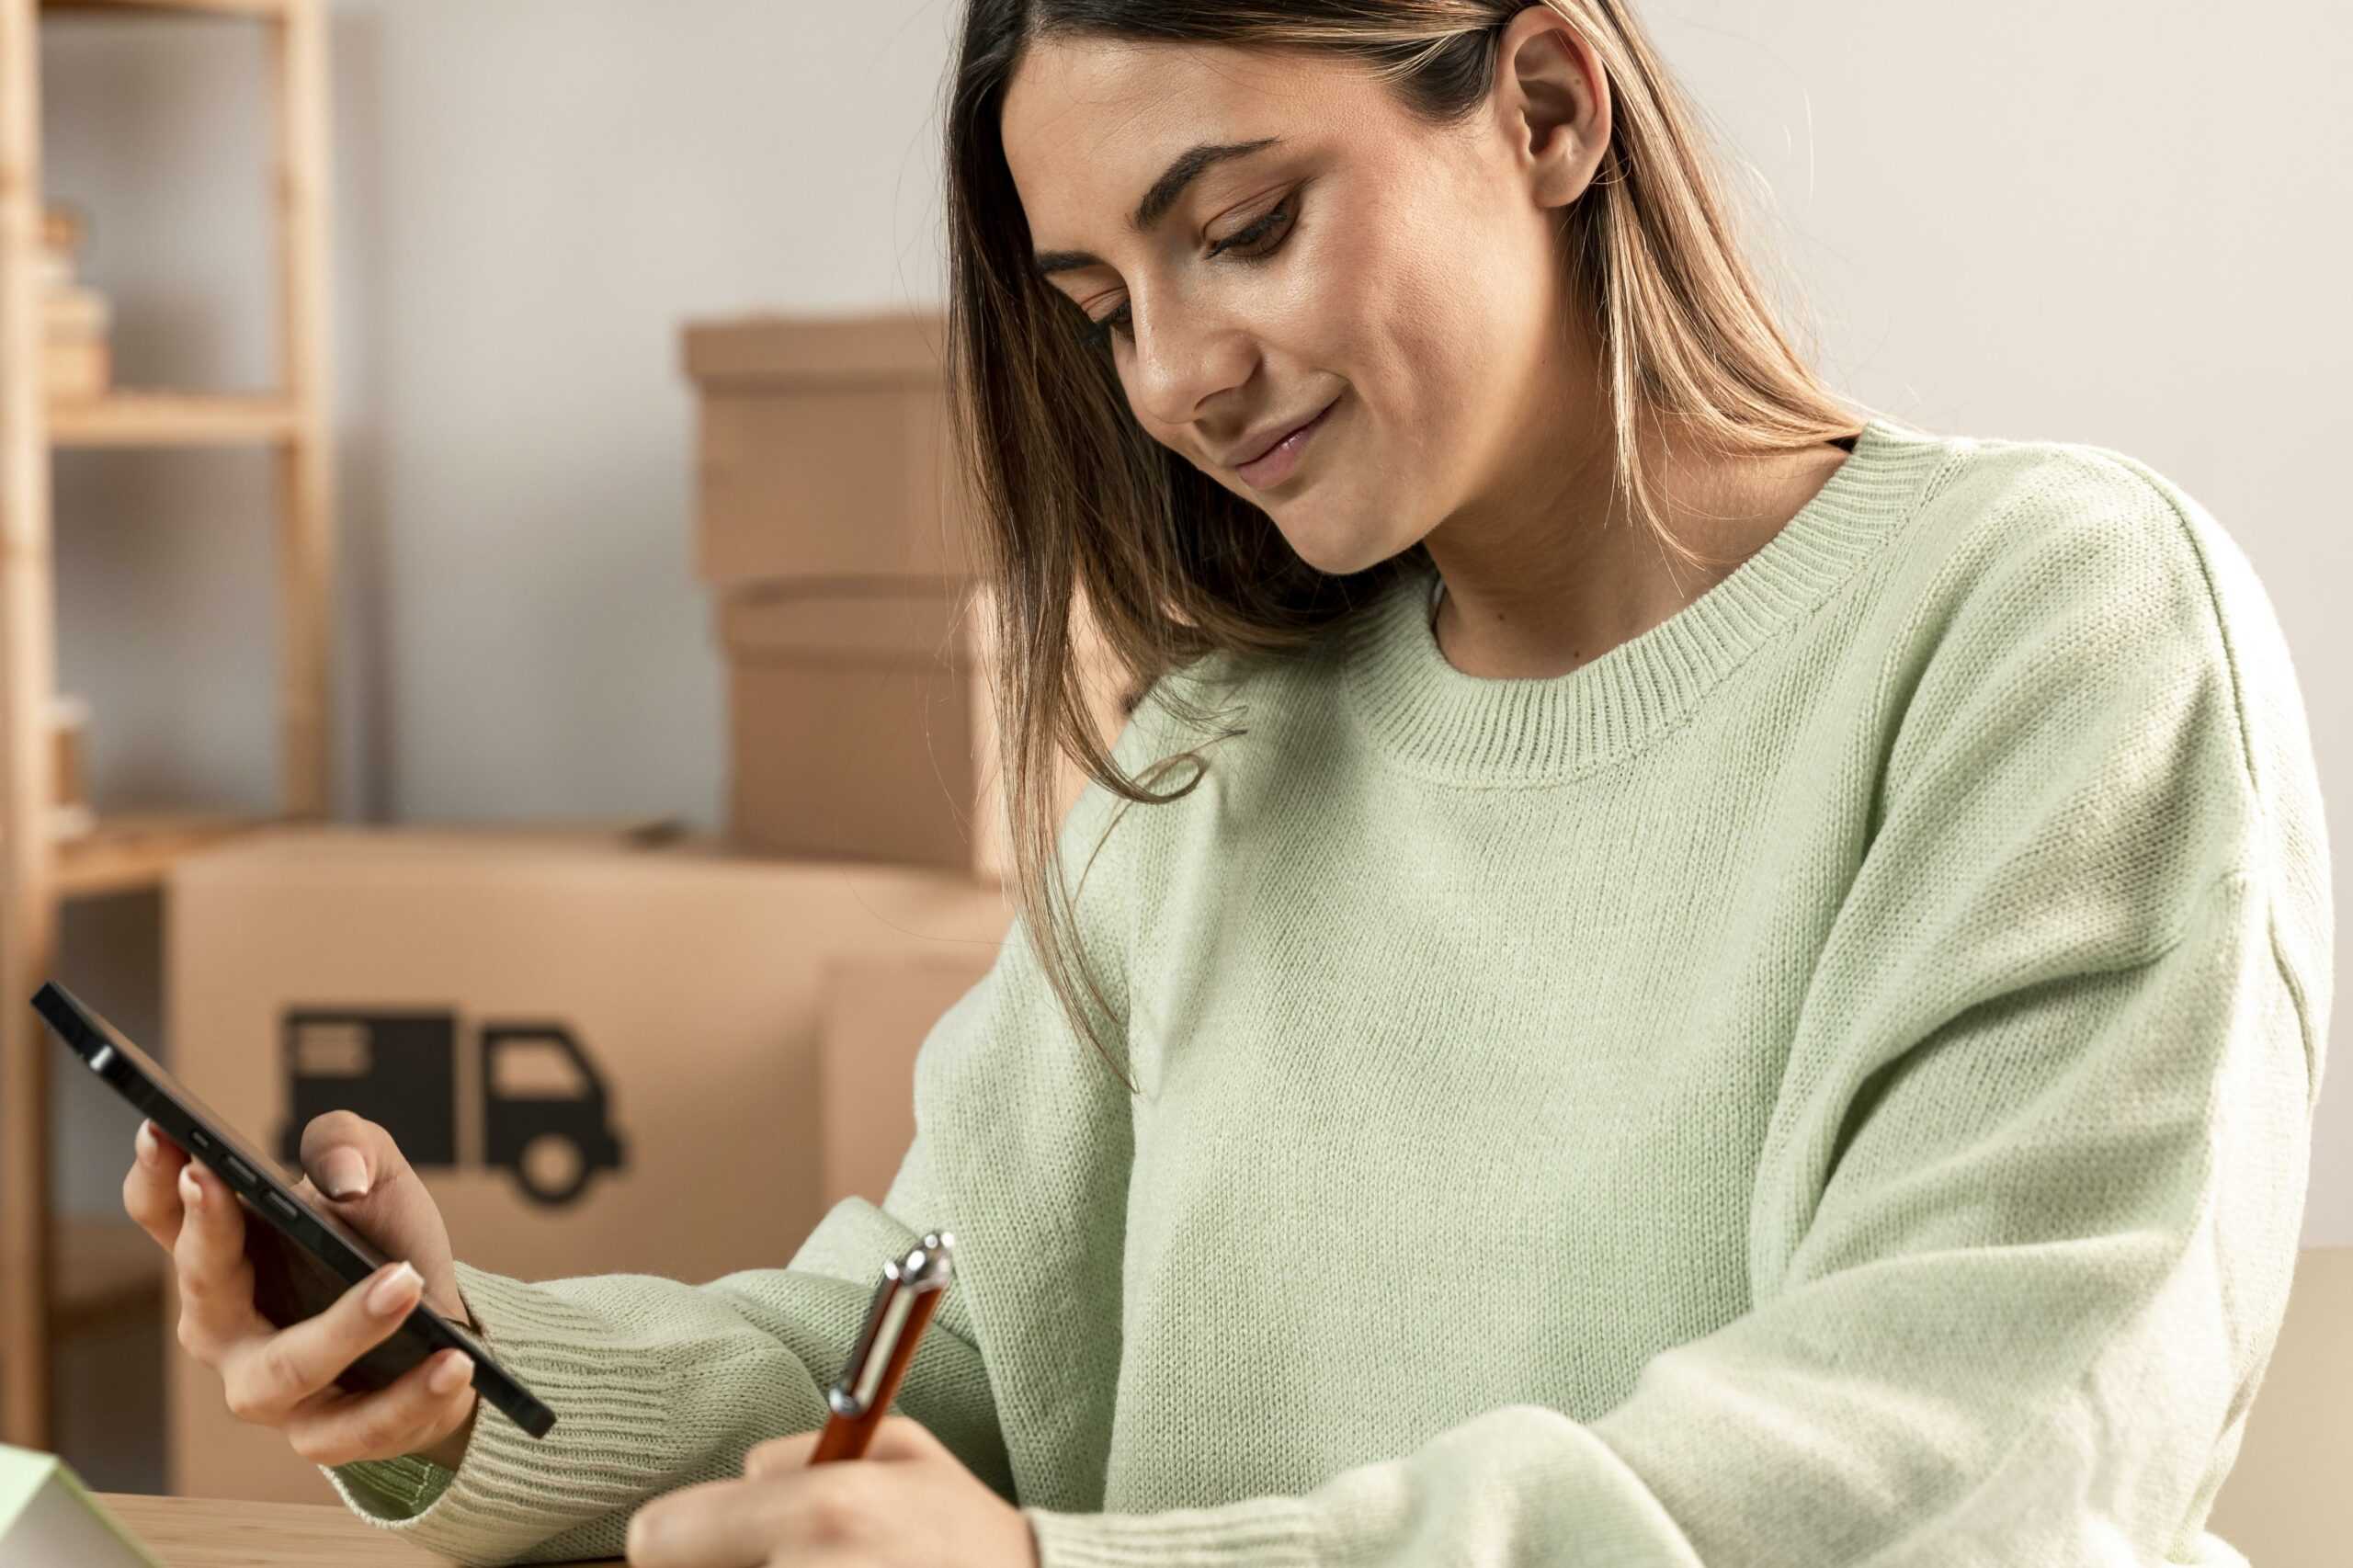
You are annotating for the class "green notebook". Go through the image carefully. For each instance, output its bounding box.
[0,1443,165,1566]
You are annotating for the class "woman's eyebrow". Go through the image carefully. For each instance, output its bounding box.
[1034,135,1284,278]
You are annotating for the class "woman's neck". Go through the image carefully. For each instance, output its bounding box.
[1426,427,1860,681]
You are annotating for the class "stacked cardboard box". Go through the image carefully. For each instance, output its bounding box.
[681,310,1126,883]
[676,312,1131,1259]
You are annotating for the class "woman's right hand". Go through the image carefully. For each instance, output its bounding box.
[122,1109,482,1471]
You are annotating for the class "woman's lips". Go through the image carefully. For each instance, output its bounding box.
[1236,397,1338,489]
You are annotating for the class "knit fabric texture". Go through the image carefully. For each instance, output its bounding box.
[324,415,2331,1567]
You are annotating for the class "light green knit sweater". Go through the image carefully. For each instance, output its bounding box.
[324,415,2331,1567]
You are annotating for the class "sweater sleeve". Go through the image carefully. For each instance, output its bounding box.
[316,690,1159,1566]
[1019,459,2332,1566]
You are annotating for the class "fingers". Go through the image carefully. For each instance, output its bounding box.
[635,1425,939,1564]
[123,1118,191,1251]
[298,1110,409,1202]
[628,1474,808,1568]
[170,1157,266,1361]
[277,1340,477,1468]
[744,1428,821,1478]
[218,1258,429,1426]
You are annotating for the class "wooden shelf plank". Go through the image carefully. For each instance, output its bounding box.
[52,1216,165,1339]
[47,392,302,449]
[40,0,295,19]
[57,811,287,899]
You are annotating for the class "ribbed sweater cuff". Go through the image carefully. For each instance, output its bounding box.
[323,1259,681,1559]
[1021,1497,1324,1567]
[335,1450,449,1517]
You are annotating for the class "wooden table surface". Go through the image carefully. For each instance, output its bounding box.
[96,1493,625,1567]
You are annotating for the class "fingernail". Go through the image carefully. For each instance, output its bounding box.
[178,1164,204,1209]
[429,1350,472,1393]
[319,1149,369,1199]
[368,1261,422,1315]
[136,1121,156,1165]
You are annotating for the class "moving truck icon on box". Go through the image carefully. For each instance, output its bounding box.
[276,1009,628,1207]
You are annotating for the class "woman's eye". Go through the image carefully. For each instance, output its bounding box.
[1206,193,1298,261]
[1082,301,1133,350]
[1076,187,1302,352]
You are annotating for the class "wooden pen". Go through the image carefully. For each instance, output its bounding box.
[809,1231,956,1464]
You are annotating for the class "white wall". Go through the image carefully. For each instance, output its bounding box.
[38,1,2349,1244]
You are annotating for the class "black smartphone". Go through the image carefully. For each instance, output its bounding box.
[34,980,556,1440]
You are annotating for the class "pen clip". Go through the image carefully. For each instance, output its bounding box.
[827,1231,955,1420]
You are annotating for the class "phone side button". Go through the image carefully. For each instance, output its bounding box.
[265,1190,301,1221]
[188,1128,214,1152]
[222,1155,256,1187]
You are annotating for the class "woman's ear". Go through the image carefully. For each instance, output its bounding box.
[1494,6,1611,211]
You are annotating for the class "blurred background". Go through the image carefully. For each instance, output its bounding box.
[1,0,2346,1558]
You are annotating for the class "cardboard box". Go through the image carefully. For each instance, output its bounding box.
[717,579,1126,881]
[815,949,997,1211]
[718,580,979,869]
[682,312,977,585]
[161,828,1013,1503]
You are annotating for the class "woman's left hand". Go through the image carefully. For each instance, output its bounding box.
[624,1415,1040,1568]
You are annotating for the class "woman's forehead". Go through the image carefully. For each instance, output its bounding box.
[1006,35,1323,137]
[1004,40,1361,224]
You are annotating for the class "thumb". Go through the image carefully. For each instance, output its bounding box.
[317,1146,370,1199]
[297,1110,407,1202]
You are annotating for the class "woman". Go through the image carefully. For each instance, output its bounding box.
[122,4,2329,1566]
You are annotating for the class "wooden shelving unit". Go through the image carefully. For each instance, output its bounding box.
[50,391,304,447]
[1,0,336,1449]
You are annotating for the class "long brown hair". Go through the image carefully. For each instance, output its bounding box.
[943,0,1879,1093]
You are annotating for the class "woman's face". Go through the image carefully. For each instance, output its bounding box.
[1001,14,1607,576]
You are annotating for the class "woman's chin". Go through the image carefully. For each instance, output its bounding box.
[1273,514,1412,579]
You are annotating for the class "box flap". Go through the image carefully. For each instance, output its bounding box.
[164,824,696,891]
[683,312,948,387]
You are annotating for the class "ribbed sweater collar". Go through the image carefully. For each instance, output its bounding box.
[1338,415,1955,786]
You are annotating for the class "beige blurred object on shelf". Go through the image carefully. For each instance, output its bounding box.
[41,286,109,403]
[41,202,107,403]
[40,202,83,252]
[39,202,82,290]
[48,695,89,840]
